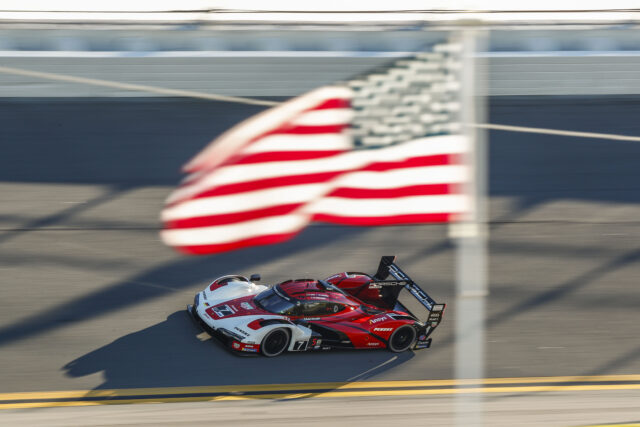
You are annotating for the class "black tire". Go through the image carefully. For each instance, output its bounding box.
[388,325,416,353]
[260,328,290,357]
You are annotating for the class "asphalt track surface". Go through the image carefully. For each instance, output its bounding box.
[0,96,639,425]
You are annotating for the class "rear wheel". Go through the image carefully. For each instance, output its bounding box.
[388,325,416,352]
[260,328,290,357]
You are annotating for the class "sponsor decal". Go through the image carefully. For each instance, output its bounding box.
[367,342,380,346]
[370,281,403,288]
[370,315,388,324]
[415,338,431,349]
[418,335,427,341]
[240,302,253,310]
[404,281,434,310]
[373,327,393,332]
[234,327,249,336]
[233,341,260,352]
[309,338,322,347]
[305,293,329,299]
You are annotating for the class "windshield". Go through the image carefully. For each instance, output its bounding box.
[254,287,299,315]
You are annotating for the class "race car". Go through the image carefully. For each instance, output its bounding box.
[187,256,445,357]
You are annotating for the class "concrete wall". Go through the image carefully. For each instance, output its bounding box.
[2,28,640,97]
[3,53,640,97]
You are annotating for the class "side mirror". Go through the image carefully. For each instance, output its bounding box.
[250,274,261,282]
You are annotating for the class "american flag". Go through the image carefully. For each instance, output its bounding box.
[161,45,470,255]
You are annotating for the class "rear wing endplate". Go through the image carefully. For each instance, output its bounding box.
[373,256,446,339]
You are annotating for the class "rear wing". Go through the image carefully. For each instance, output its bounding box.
[372,256,446,341]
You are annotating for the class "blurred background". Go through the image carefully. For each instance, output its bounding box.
[0,2,639,426]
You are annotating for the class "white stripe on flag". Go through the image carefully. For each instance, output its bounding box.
[213,135,467,185]
[184,86,353,173]
[162,184,327,221]
[168,135,468,203]
[333,165,469,189]
[160,214,308,246]
[163,165,467,221]
[242,134,351,153]
[291,108,354,126]
[306,194,470,216]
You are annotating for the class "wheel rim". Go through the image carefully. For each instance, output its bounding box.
[263,330,288,356]
[391,326,415,351]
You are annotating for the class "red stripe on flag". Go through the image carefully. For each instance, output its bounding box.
[309,98,350,110]
[362,154,452,172]
[175,232,300,255]
[245,124,348,145]
[186,171,344,200]
[312,212,452,226]
[271,124,347,135]
[233,150,345,165]
[165,203,303,229]
[168,153,458,206]
[221,123,348,168]
[178,152,453,193]
[328,184,452,199]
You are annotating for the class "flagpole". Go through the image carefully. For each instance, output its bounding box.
[451,29,488,427]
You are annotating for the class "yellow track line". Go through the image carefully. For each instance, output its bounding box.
[583,425,640,427]
[2,374,639,401]
[1,384,640,410]
[1,375,640,410]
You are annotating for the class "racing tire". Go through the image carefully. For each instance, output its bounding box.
[388,325,416,353]
[260,328,290,357]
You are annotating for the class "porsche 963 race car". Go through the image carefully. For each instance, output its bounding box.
[187,256,445,357]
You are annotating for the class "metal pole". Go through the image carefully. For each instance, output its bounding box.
[452,28,489,427]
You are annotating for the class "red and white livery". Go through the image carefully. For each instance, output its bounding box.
[188,256,445,356]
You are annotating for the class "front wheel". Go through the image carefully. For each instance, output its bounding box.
[260,328,290,357]
[388,325,416,353]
